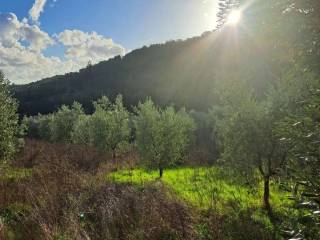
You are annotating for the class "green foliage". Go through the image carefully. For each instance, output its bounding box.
[214,83,282,173]
[274,68,320,238]
[23,102,85,143]
[133,99,161,166]
[50,102,85,143]
[0,71,19,162]
[134,99,195,176]
[23,95,131,160]
[210,78,294,217]
[23,113,54,140]
[70,114,91,145]
[89,95,130,156]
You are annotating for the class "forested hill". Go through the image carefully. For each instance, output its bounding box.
[13,27,281,116]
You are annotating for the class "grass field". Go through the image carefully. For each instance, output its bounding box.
[108,166,299,234]
[108,167,293,214]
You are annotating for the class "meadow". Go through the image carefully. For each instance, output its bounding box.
[109,167,295,227]
[109,167,291,208]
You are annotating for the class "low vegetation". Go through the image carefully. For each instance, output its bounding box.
[109,167,292,213]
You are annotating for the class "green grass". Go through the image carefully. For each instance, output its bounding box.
[108,167,292,214]
[0,166,32,182]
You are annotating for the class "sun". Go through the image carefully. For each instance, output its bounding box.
[227,10,241,25]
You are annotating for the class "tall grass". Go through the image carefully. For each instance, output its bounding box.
[0,139,196,240]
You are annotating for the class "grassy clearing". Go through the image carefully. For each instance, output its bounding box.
[108,167,293,214]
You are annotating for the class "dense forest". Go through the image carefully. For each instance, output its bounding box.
[1,0,320,239]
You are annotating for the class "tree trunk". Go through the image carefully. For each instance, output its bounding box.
[159,166,163,178]
[263,176,273,218]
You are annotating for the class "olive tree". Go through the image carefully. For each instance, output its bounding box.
[212,82,290,217]
[274,70,320,237]
[50,102,84,143]
[0,71,19,162]
[134,98,195,177]
[22,113,54,140]
[71,114,92,145]
[89,95,130,164]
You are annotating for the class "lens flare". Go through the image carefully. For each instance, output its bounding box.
[227,10,241,25]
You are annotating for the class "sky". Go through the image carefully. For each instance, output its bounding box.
[0,0,218,84]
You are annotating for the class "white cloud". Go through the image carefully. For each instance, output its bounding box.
[58,30,125,64]
[0,45,79,83]
[0,12,54,52]
[29,0,47,23]
[0,13,21,48]
[57,29,89,46]
[21,23,54,52]
[0,13,125,84]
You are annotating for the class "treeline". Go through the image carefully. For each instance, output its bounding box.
[22,95,197,176]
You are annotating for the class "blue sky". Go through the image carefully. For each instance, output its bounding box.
[1,0,218,49]
[0,0,218,83]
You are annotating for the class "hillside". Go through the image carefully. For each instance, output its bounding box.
[13,27,278,116]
